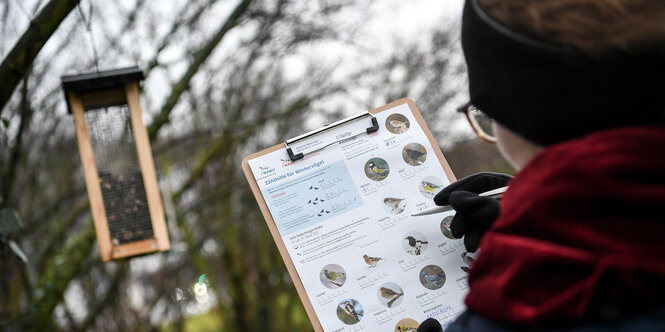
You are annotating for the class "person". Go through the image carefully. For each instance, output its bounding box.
[418,0,665,331]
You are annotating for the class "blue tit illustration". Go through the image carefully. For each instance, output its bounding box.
[421,181,441,193]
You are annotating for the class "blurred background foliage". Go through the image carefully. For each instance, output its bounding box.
[0,0,513,331]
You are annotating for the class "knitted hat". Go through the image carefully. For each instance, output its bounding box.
[461,0,665,145]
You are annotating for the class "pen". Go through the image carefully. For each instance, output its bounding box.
[411,186,509,217]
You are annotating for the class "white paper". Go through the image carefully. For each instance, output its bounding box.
[249,103,473,331]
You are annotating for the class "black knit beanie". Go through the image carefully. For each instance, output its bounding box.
[461,0,665,145]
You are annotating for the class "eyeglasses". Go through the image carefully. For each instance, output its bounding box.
[457,102,497,143]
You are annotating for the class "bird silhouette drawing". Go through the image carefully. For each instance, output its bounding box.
[363,254,384,267]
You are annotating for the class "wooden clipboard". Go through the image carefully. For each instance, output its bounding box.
[241,98,456,331]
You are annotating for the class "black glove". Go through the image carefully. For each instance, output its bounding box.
[417,318,443,332]
[434,172,512,252]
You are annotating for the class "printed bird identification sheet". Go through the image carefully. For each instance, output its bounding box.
[244,100,473,332]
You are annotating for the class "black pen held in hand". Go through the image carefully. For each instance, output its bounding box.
[411,186,508,217]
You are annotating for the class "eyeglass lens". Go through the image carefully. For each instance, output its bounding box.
[468,106,495,139]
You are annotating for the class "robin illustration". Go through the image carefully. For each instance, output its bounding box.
[380,286,404,307]
[363,254,384,267]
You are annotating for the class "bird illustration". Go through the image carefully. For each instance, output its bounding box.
[383,197,406,214]
[367,161,388,175]
[324,269,345,281]
[405,236,428,248]
[397,325,417,332]
[404,148,426,165]
[341,301,360,322]
[421,181,441,194]
[307,197,325,205]
[440,216,454,239]
[380,287,404,307]
[388,119,409,133]
[421,271,445,286]
[363,254,384,267]
[462,252,475,266]
[441,216,452,230]
[317,209,331,217]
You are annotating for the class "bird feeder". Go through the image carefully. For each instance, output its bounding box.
[62,67,169,262]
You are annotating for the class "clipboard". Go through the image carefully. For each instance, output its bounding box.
[242,98,456,331]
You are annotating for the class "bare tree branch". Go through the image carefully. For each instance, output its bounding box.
[1,72,32,205]
[0,0,81,114]
[147,0,253,140]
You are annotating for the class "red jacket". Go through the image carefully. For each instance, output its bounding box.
[466,125,665,327]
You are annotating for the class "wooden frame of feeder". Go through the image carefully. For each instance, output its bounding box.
[62,67,169,262]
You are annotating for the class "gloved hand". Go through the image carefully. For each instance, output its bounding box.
[417,318,443,332]
[434,172,512,253]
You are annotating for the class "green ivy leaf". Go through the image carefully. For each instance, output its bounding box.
[1,117,8,128]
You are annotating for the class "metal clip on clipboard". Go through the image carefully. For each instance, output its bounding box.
[285,112,380,161]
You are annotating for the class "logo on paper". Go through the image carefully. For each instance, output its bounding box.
[280,158,296,168]
[259,166,275,175]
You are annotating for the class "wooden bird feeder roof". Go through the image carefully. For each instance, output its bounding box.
[61,66,144,113]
